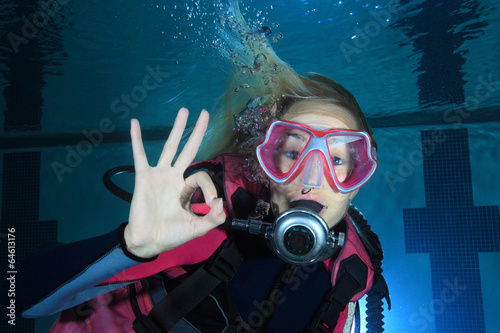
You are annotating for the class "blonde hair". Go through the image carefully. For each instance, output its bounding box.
[197,70,377,160]
[196,0,375,160]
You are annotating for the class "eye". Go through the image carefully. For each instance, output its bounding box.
[285,150,300,160]
[332,156,344,166]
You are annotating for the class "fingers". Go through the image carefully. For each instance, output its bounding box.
[189,198,226,238]
[183,172,226,228]
[130,119,149,172]
[189,198,226,239]
[183,171,218,206]
[174,109,209,170]
[203,197,226,226]
[157,108,190,167]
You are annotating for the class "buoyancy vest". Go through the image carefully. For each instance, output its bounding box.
[49,154,381,333]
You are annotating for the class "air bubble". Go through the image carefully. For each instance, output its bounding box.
[253,53,267,70]
[272,32,283,43]
[235,83,250,92]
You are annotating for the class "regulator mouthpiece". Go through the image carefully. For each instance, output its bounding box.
[231,200,344,265]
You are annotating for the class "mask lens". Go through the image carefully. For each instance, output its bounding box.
[257,121,377,191]
[258,123,311,179]
[326,134,374,189]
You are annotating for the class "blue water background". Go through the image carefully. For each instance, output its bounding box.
[0,0,499,332]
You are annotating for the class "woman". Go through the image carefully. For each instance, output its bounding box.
[16,73,388,332]
[16,2,389,331]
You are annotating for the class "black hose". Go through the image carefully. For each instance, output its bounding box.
[102,165,135,203]
[365,290,385,333]
[354,302,360,333]
[348,206,390,333]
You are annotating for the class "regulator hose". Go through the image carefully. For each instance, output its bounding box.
[102,165,135,203]
[365,284,386,333]
[348,206,391,333]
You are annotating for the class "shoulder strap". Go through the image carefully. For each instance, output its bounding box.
[305,206,392,333]
[132,237,243,333]
[304,254,368,332]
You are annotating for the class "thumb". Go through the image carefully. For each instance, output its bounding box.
[204,198,226,227]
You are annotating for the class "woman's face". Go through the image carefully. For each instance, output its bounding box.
[269,100,361,228]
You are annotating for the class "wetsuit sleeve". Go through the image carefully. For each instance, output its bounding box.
[17,223,152,318]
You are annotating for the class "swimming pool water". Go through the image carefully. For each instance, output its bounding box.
[1,1,499,332]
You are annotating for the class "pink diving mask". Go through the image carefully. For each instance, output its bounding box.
[255,120,377,193]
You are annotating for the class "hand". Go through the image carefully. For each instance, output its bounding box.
[124,108,226,258]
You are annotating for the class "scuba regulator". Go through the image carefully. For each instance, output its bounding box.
[232,200,345,265]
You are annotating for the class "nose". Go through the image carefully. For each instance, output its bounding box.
[299,150,325,188]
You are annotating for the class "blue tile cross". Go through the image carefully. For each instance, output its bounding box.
[404,128,500,332]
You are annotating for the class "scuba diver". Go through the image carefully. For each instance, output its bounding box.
[14,1,389,330]
[15,71,390,332]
